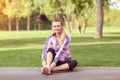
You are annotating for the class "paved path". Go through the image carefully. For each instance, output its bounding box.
[0,67,120,80]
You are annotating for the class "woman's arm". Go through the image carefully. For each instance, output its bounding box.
[42,36,51,61]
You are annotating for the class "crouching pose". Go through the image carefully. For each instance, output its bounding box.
[41,18,77,75]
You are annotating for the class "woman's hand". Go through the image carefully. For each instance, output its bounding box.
[50,62,56,70]
[42,61,47,67]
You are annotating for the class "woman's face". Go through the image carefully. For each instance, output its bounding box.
[52,21,63,34]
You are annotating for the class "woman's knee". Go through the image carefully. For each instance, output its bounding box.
[47,48,55,53]
[68,60,78,71]
[72,60,78,68]
[47,48,56,57]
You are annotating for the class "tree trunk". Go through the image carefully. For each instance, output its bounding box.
[76,17,81,34]
[95,0,104,39]
[27,15,30,31]
[63,16,72,34]
[38,23,40,30]
[8,18,12,31]
[70,15,75,32]
[16,18,19,31]
[81,19,88,35]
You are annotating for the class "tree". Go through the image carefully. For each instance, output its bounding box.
[95,0,104,39]
[19,0,33,31]
[32,0,44,30]
[94,0,109,39]
[14,0,22,31]
[2,0,16,31]
[71,0,95,34]
[0,0,6,30]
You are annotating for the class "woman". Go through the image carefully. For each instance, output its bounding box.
[41,17,77,75]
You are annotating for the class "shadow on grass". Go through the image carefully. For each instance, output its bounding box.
[104,32,120,34]
[71,36,120,43]
[0,49,42,67]
[0,37,46,48]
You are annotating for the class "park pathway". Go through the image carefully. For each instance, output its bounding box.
[0,67,120,80]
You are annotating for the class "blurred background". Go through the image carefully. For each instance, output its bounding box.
[0,0,120,37]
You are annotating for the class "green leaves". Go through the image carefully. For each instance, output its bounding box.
[1,0,109,19]
[2,1,16,19]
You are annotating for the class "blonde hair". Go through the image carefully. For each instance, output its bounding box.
[52,18,66,47]
[59,31,66,47]
[52,17,64,25]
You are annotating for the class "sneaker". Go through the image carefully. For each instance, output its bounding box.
[43,66,51,75]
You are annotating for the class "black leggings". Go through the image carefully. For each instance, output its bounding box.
[47,48,78,71]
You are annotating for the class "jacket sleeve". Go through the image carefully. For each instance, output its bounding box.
[42,36,51,61]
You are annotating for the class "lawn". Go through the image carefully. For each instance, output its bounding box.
[0,27,120,67]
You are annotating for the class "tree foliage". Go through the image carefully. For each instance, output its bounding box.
[0,0,110,32]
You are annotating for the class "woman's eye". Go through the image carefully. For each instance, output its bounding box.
[53,25,60,28]
[57,25,60,27]
[53,26,56,28]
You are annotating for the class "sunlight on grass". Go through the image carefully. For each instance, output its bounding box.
[0,31,52,40]
[0,45,43,51]
[70,41,120,46]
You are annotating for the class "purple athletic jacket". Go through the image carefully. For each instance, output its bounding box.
[42,33,71,62]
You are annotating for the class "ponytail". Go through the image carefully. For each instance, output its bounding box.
[59,31,66,47]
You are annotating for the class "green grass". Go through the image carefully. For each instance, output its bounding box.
[0,27,120,67]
